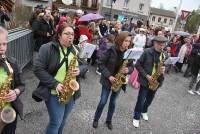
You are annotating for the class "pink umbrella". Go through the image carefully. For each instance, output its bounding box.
[79,13,104,21]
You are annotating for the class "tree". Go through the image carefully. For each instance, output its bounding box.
[185,9,200,33]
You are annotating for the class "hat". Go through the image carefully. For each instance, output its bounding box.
[152,36,168,43]
[79,35,88,43]
[76,9,83,15]
[139,28,146,32]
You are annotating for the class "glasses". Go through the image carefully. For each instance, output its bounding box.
[63,32,74,36]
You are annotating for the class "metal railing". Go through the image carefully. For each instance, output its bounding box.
[6,27,33,71]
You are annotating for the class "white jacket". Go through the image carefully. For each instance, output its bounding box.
[133,34,146,49]
[178,44,187,63]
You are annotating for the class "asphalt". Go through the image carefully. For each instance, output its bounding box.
[16,65,200,134]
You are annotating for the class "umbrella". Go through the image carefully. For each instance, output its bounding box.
[172,31,190,37]
[0,0,15,12]
[79,13,104,21]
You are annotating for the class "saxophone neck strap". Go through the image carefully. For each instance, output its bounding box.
[0,55,13,74]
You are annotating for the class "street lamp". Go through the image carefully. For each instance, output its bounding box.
[109,0,116,20]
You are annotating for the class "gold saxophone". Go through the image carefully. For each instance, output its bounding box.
[58,45,80,105]
[111,59,128,92]
[148,59,164,91]
[0,55,16,133]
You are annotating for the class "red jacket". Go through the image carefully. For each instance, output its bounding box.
[78,26,92,43]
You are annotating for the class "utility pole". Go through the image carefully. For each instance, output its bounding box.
[172,0,182,32]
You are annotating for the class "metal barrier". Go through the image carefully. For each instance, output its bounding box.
[6,27,33,71]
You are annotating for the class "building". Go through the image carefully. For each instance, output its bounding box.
[52,0,100,13]
[17,0,53,8]
[100,0,151,23]
[149,7,176,30]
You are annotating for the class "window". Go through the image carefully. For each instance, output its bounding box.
[158,17,161,23]
[106,0,112,6]
[164,18,167,24]
[92,0,98,8]
[82,0,88,6]
[139,3,144,10]
[123,0,129,7]
[152,16,155,22]
[72,0,76,5]
[169,19,173,25]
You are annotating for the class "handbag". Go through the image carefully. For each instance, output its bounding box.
[128,68,140,89]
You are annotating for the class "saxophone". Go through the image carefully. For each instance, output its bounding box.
[148,58,164,91]
[58,45,80,105]
[0,55,16,133]
[111,59,128,92]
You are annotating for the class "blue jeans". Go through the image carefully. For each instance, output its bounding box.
[94,86,121,122]
[45,95,75,134]
[133,86,157,120]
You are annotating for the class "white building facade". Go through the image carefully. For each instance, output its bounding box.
[149,7,176,30]
[100,0,151,23]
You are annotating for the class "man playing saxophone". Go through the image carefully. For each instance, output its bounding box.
[92,32,134,130]
[0,26,25,134]
[33,22,80,134]
[132,36,168,128]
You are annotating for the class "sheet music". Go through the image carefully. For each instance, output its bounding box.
[79,43,96,58]
[123,48,144,60]
[164,57,179,65]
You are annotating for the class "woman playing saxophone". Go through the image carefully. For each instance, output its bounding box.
[33,22,80,134]
[92,32,134,130]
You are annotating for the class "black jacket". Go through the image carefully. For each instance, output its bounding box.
[33,18,54,51]
[0,57,25,119]
[190,43,200,75]
[98,46,134,89]
[135,47,164,88]
[33,41,81,102]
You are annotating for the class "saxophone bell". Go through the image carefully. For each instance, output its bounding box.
[69,80,79,91]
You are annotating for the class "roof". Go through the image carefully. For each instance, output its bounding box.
[150,7,176,18]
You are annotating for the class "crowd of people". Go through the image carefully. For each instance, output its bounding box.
[0,4,200,134]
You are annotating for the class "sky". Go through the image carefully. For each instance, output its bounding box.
[151,0,200,11]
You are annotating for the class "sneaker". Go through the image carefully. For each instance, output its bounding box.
[194,91,200,96]
[141,113,148,121]
[187,90,195,95]
[106,121,113,130]
[96,70,101,75]
[92,120,98,128]
[132,119,139,128]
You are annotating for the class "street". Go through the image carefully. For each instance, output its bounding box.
[16,65,200,134]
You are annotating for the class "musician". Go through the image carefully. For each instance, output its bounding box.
[33,23,80,134]
[92,32,134,130]
[132,36,168,128]
[0,26,25,134]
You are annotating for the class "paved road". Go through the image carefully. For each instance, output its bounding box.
[16,65,200,134]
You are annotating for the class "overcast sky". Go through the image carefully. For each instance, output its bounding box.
[151,0,200,11]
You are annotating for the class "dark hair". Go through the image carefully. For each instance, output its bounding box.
[54,22,74,41]
[115,31,132,49]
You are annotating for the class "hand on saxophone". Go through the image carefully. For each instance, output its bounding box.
[109,76,117,83]
[3,90,18,102]
[56,83,64,95]
[161,66,165,74]
[146,74,154,83]
[120,67,129,74]
[69,67,80,77]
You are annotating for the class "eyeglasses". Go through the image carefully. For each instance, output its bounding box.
[63,32,74,36]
